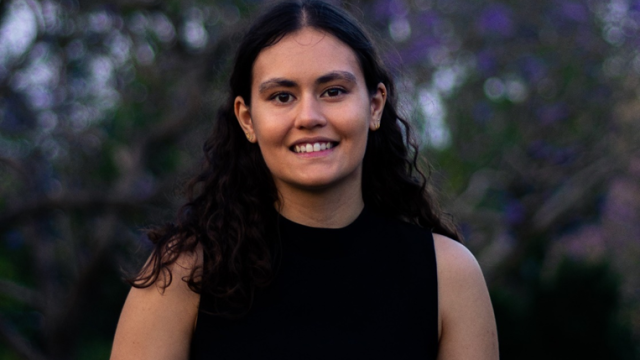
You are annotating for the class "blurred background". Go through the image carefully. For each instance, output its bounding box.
[0,0,639,359]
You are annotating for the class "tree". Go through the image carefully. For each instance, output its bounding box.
[0,0,638,358]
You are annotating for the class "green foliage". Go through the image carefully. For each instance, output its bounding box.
[493,258,637,360]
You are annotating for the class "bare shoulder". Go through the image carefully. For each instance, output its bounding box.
[110,244,203,360]
[433,234,484,284]
[433,234,499,360]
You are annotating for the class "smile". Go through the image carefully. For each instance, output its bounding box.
[292,142,336,153]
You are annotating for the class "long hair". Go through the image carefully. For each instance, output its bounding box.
[130,0,461,314]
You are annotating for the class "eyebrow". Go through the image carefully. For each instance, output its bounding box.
[316,71,357,85]
[257,71,357,94]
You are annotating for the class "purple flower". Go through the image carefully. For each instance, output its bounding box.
[418,11,440,28]
[476,49,497,76]
[561,1,588,22]
[400,36,439,65]
[373,0,390,21]
[388,0,408,17]
[520,55,548,83]
[476,4,515,37]
[505,200,525,225]
[603,179,640,224]
[373,0,408,20]
[537,102,569,125]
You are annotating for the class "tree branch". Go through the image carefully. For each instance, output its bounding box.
[0,192,147,229]
[0,156,28,179]
[531,157,620,231]
[0,280,42,309]
[137,67,207,151]
[489,154,624,286]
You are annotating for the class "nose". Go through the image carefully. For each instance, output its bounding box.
[294,94,327,129]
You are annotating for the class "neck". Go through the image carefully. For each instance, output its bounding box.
[276,184,364,228]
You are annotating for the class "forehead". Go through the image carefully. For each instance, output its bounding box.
[251,27,364,86]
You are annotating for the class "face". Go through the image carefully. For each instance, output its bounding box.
[235,27,386,196]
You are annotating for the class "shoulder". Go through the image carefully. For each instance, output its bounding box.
[433,233,487,326]
[433,234,499,359]
[433,234,482,280]
[110,244,203,360]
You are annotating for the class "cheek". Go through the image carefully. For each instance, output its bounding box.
[252,111,288,142]
[331,106,370,135]
[256,124,288,146]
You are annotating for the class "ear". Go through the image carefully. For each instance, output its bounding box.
[369,83,387,131]
[234,96,256,143]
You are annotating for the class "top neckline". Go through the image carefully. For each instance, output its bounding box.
[278,206,368,231]
[277,207,371,259]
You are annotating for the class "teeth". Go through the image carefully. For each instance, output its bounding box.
[294,142,335,153]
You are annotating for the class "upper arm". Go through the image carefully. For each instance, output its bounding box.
[434,234,499,360]
[110,248,202,360]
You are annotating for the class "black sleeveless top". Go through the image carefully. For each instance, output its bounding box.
[190,208,439,359]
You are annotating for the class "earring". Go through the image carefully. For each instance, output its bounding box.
[372,120,381,131]
[245,133,254,142]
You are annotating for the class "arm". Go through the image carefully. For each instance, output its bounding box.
[434,234,499,359]
[110,249,202,360]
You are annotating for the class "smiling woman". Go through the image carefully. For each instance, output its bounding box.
[235,28,385,208]
[110,1,498,359]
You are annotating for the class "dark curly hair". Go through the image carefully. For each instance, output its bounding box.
[130,0,461,315]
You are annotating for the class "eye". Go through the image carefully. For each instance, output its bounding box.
[270,92,294,104]
[323,87,346,98]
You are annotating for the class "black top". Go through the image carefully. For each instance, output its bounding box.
[190,208,439,359]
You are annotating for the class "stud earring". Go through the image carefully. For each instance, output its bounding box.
[245,133,254,142]
[372,120,381,131]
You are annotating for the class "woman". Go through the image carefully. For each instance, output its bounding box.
[111,1,498,359]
